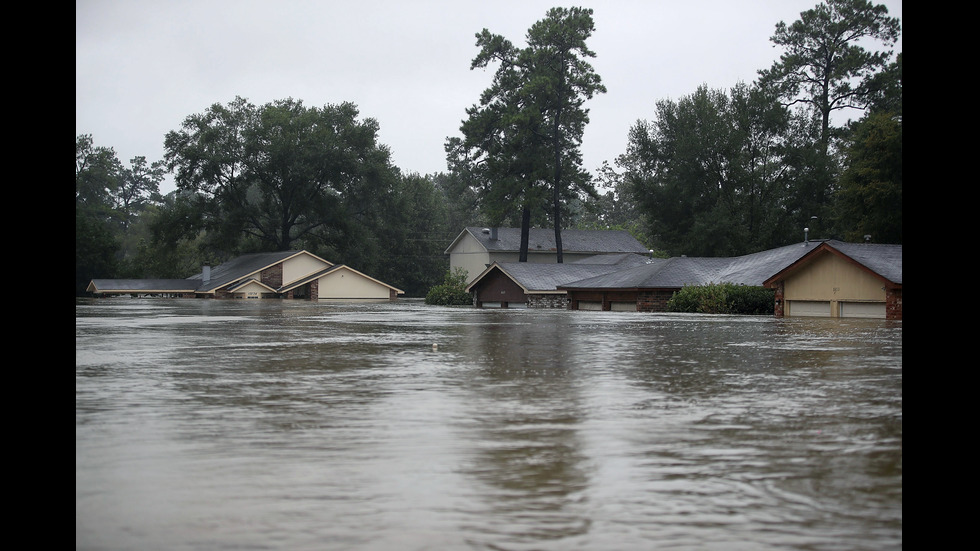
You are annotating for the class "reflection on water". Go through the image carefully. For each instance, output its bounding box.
[76,298,901,550]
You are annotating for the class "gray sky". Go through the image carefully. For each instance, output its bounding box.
[76,0,902,194]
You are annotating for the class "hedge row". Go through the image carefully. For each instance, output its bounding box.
[666,283,775,315]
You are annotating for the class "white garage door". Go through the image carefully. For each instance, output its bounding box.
[788,300,831,317]
[840,302,886,319]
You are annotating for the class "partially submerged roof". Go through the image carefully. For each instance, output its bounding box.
[445,227,651,255]
[187,250,330,292]
[86,279,198,293]
[279,264,405,294]
[561,240,903,291]
[466,253,653,293]
[87,250,336,295]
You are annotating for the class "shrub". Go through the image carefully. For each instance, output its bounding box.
[667,283,774,315]
[424,267,472,306]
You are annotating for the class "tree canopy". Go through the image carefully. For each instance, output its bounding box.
[757,0,900,151]
[164,97,397,252]
[619,83,796,257]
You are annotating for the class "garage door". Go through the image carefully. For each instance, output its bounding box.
[788,300,831,317]
[840,302,886,319]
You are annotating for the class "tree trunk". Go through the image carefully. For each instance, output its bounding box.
[552,105,564,264]
[519,206,530,262]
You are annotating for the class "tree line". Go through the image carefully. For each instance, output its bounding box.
[76,0,901,296]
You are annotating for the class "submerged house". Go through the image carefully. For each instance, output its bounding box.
[558,241,819,312]
[466,253,654,309]
[465,239,902,319]
[763,240,902,320]
[445,227,651,284]
[86,250,404,301]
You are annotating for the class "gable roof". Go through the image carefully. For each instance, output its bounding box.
[187,250,330,292]
[445,227,650,255]
[466,253,653,293]
[279,264,405,294]
[763,240,902,288]
[224,278,279,293]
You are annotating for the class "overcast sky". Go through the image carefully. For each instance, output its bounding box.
[76,0,902,194]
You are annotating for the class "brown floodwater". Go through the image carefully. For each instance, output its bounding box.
[76,298,902,550]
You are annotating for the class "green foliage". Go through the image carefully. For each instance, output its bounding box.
[76,134,166,292]
[164,97,396,252]
[834,110,902,243]
[757,0,901,151]
[667,283,775,315]
[620,84,797,257]
[424,268,472,306]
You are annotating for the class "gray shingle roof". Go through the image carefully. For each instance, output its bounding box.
[559,240,902,290]
[825,242,902,284]
[467,254,653,292]
[88,250,318,294]
[447,227,651,255]
[87,279,199,292]
[187,250,307,292]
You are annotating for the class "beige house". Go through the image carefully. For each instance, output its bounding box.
[86,250,404,301]
[280,264,405,301]
[764,241,902,319]
[445,227,651,284]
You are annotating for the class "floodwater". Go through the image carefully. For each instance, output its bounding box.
[76,298,902,551]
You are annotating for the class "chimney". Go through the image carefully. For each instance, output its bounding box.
[490,227,498,241]
[202,266,211,284]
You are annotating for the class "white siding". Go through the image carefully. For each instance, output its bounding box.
[318,267,392,300]
[840,302,886,319]
[787,300,831,317]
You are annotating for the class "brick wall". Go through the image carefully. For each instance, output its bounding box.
[771,281,785,318]
[261,263,283,288]
[886,288,902,320]
[527,294,569,309]
[636,290,675,312]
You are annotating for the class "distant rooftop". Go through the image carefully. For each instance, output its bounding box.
[447,227,651,255]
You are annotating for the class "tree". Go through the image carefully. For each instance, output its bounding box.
[164,97,398,253]
[76,134,123,207]
[448,7,605,262]
[832,51,900,243]
[757,0,900,153]
[523,7,606,262]
[76,135,124,293]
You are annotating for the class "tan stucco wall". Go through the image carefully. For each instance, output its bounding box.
[233,281,271,299]
[449,231,611,284]
[283,253,331,285]
[317,267,392,299]
[448,233,492,284]
[783,252,886,316]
